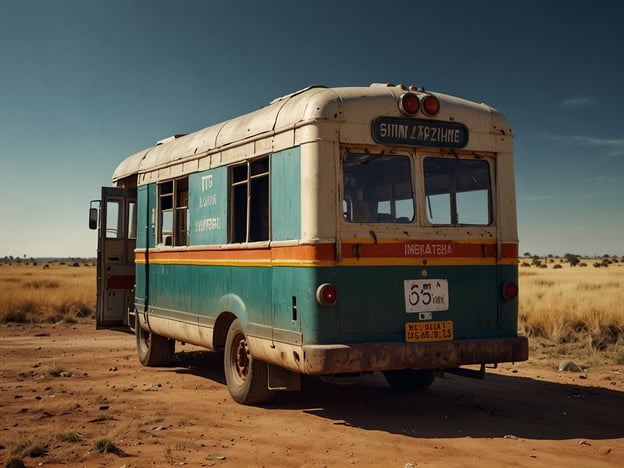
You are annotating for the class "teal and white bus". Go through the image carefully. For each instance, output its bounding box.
[90,83,528,404]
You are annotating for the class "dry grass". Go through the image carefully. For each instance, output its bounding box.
[0,262,95,324]
[519,259,624,365]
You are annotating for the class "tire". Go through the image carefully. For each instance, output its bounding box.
[383,369,435,391]
[224,319,275,405]
[136,313,175,366]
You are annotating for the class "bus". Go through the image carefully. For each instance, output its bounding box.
[89,83,528,404]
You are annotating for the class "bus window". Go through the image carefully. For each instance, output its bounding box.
[342,153,414,223]
[105,199,123,239]
[158,178,189,246]
[128,201,137,240]
[175,178,189,246]
[230,156,270,243]
[424,157,491,225]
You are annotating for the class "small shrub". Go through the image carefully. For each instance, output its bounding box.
[93,438,118,454]
[4,456,26,468]
[11,440,47,458]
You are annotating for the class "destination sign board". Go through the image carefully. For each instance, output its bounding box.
[372,117,468,148]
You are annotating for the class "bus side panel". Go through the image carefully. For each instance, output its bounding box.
[270,264,344,344]
[498,263,519,332]
[189,167,228,245]
[271,147,301,241]
[135,183,156,315]
[142,262,274,342]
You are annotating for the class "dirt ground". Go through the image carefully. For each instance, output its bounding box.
[1,320,623,467]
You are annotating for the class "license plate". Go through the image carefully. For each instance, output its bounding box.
[404,279,449,312]
[405,320,454,343]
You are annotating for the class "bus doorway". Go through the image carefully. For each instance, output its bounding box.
[89,187,137,329]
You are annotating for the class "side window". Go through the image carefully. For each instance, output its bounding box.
[127,201,137,240]
[342,153,414,223]
[158,178,189,246]
[105,200,123,239]
[424,157,492,225]
[230,156,270,243]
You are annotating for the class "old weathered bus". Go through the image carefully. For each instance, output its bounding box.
[89,83,528,404]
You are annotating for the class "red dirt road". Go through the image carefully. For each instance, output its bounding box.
[1,320,623,467]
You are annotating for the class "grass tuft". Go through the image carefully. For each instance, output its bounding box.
[11,439,48,458]
[93,438,119,454]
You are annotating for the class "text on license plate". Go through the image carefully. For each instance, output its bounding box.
[403,279,449,313]
[405,320,454,343]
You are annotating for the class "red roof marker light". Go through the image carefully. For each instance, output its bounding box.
[399,93,420,116]
[421,95,440,116]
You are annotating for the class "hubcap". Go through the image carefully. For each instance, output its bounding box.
[233,335,250,382]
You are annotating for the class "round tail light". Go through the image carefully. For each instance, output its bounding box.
[421,95,440,116]
[399,93,420,115]
[316,283,338,306]
[502,282,519,301]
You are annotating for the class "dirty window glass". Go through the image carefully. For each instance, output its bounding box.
[230,156,270,243]
[105,200,123,239]
[342,153,414,223]
[424,157,491,225]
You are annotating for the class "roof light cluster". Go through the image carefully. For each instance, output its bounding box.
[370,82,441,117]
[399,91,440,117]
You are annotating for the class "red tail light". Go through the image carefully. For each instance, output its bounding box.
[399,93,420,115]
[502,282,519,301]
[316,283,338,306]
[421,95,440,116]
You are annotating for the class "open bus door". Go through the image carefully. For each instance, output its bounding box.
[89,187,137,329]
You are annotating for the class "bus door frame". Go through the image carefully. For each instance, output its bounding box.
[90,187,137,329]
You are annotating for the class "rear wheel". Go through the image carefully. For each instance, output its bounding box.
[383,369,435,391]
[136,314,175,366]
[224,319,275,405]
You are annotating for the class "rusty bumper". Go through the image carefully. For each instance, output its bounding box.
[301,336,528,375]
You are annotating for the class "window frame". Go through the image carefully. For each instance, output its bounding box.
[228,155,270,244]
[422,155,493,227]
[341,151,416,225]
[157,177,189,247]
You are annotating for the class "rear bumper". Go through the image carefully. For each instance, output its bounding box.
[301,336,529,375]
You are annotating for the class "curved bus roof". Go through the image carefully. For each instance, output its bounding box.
[112,84,512,184]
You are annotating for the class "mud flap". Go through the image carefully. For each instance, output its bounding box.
[267,363,301,391]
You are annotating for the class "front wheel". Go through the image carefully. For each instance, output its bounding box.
[383,369,435,391]
[136,314,175,366]
[224,319,275,405]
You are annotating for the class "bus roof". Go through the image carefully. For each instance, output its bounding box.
[112,84,511,184]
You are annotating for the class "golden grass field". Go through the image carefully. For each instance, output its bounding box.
[0,261,96,325]
[519,259,624,365]
[1,259,623,364]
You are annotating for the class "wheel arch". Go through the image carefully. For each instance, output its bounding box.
[214,293,249,350]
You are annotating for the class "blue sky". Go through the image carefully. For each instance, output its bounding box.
[0,0,622,258]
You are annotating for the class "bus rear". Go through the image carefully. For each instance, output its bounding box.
[277,85,527,389]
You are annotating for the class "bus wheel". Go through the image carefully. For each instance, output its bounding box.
[136,314,175,366]
[383,369,435,391]
[224,319,275,405]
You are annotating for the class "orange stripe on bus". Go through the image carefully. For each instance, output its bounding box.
[135,241,517,264]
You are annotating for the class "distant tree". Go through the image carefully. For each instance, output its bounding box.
[564,253,580,267]
[523,252,531,258]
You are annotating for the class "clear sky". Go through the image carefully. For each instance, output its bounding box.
[0,0,622,258]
